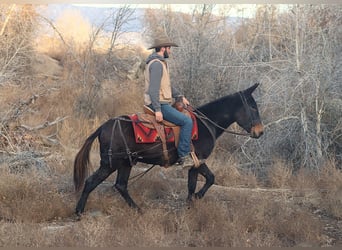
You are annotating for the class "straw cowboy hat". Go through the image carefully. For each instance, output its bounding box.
[148,35,179,50]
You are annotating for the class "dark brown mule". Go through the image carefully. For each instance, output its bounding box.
[74,83,264,215]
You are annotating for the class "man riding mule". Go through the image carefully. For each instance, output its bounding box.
[144,35,196,168]
[73,81,264,216]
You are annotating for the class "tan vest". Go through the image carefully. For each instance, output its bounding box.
[144,58,172,105]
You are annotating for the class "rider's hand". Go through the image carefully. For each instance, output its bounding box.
[182,96,190,106]
[155,111,163,122]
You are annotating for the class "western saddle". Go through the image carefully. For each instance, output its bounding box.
[140,104,200,168]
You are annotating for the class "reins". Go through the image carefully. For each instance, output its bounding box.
[108,93,253,182]
[128,164,156,181]
[186,92,252,137]
[194,109,250,136]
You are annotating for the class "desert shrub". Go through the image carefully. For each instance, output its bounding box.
[0,5,38,84]
[0,163,73,223]
[316,160,342,218]
[267,159,293,188]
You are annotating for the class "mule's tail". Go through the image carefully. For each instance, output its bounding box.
[73,126,102,192]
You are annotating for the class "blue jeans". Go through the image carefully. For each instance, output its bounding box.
[156,104,193,158]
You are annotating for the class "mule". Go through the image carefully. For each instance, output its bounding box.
[73,83,264,215]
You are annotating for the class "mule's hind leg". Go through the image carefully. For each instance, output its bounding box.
[114,164,141,213]
[76,164,114,216]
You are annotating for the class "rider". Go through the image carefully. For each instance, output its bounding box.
[144,35,195,168]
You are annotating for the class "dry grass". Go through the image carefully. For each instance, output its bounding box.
[0,165,74,223]
[0,163,328,247]
[316,160,342,219]
[267,158,292,188]
[209,151,259,188]
[2,126,339,246]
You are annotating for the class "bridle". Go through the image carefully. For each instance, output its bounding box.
[187,91,254,138]
[107,92,256,184]
[238,91,258,130]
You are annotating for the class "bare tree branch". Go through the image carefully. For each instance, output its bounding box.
[19,116,70,131]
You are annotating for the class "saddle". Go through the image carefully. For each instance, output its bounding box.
[129,103,199,167]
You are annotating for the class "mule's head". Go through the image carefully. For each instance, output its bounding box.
[235,83,264,138]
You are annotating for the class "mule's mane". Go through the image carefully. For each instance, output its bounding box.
[196,91,241,114]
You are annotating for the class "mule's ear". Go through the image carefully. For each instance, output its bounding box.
[245,82,259,95]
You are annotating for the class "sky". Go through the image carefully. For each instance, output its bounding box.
[72,4,275,18]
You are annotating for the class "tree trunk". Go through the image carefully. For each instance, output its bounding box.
[0,4,16,36]
[295,5,301,72]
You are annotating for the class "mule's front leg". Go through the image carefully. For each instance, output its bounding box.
[194,163,215,199]
[187,166,199,203]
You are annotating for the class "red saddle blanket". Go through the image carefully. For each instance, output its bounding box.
[129,112,198,143]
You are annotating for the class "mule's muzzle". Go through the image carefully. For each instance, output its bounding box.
[251,123,264,138]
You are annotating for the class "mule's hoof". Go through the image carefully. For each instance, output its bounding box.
[186,197,194,209]
[73,212,82,221]
[194,193,203,199]
[133,206,143,214]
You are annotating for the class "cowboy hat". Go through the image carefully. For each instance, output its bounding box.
[148,35,179,50]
